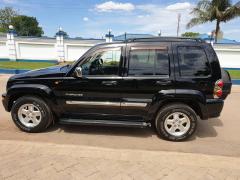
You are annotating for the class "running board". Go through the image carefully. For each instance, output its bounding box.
[59,118,151,128]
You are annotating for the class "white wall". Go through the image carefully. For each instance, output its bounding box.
[214,48,240,68]
[0,42,8,58]
[17,43,56,60]
[0,35,105,62]
[65,45,91,61]
[0,35,240,68]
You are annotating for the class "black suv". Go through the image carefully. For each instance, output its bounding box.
[2,37,232,141]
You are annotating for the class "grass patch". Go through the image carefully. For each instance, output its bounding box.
[1,61,239,79]
[0,61,57,70]
[227,70,240,79]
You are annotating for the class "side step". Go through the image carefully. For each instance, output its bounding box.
[59,118,151,128]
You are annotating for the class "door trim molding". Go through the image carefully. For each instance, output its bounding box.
[66,101,148,107]
[66,101,120,106]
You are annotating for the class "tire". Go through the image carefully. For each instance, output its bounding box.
[11,96,53,133]
[155,103,197,141]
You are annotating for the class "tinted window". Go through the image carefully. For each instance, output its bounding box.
[81,49,121,75]
[178,46,210,77]
[128,49,169,76]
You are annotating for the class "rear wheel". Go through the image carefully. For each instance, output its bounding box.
[11,96,53,133]
[155,103,197,141]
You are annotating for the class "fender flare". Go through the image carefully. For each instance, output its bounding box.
[148,89,207,120]
[6,84,57,112]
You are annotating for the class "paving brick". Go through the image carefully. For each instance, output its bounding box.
[0,140,240,180]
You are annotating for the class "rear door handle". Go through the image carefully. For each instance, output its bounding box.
[102,81,117,86]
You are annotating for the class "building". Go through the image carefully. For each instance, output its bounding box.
[198,33,240,45]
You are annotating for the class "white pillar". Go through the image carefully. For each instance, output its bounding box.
[105,29,114,43]
[6,25,17,61]
[56,27,65,62]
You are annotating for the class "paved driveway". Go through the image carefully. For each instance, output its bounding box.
[1,140,240,180]
[1,74,240,157]
[1,74,240,179]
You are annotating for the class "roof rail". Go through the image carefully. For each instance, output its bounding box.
[125,36,205,43]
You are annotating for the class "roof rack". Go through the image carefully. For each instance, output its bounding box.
[125,37,205,43]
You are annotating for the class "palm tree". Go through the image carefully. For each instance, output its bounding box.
[187,0,240,42]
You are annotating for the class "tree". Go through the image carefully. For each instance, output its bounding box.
[11,15,44,36]
[182,32,200,38]
[0,7,18,32]
[187,0,240,42]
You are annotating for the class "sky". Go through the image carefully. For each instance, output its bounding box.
[0,0,240,40]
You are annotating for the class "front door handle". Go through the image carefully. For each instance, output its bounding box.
[102,81,117,86]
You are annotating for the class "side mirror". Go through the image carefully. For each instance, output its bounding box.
[74,67,82,78]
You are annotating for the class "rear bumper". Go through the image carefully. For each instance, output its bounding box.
[2,93,9,112]
[202,99,224,120]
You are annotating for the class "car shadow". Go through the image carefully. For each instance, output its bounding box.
[46,123,156,138]
[46,118,223,140]
[194,118,223,139]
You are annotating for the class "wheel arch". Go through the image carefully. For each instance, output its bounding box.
[6,84,58,114]
[149,90,206,122]
[155,99,203,120]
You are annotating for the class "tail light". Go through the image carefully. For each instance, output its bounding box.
[214,80,224,99]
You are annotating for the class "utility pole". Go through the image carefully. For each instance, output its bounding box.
[177,13,181,37]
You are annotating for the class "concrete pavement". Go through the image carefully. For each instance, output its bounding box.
[1,74,240,179]
[1,140,240,180]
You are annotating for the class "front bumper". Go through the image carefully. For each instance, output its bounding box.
[202,99,224,120]
[2,93,9,112]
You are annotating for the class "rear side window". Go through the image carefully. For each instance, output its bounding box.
[128,48,169,76]
[177,46,211,77]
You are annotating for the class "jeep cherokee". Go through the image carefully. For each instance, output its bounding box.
[2,37,232,141]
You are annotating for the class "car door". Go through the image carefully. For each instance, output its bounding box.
[56,46,124,120]
[120,42,175,121]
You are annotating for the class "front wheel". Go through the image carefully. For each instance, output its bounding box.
[155,104,197,141]
[11,96,53,133]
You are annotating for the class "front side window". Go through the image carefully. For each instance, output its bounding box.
[178,46,211,77]
[81,48,121,76]
[128,48,169,76]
